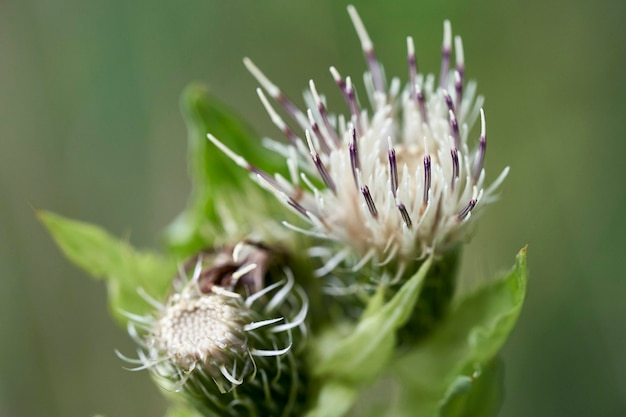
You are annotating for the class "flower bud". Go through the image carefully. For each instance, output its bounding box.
[119,241,309,416]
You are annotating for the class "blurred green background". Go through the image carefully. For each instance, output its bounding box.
[1,0,625,416]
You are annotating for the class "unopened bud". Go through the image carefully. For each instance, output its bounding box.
[120,241,309,416]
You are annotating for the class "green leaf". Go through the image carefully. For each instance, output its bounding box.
[165,83,286,256]
[382,246,527,417]
[311,255,433,386]
[39,211,177,325]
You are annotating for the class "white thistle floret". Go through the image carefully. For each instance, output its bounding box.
[208,6,508,272]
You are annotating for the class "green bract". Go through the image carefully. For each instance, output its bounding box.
[351,247,527,417]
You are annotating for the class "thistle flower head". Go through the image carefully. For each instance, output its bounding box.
[208,6,508,276]
[120,241,308,416]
